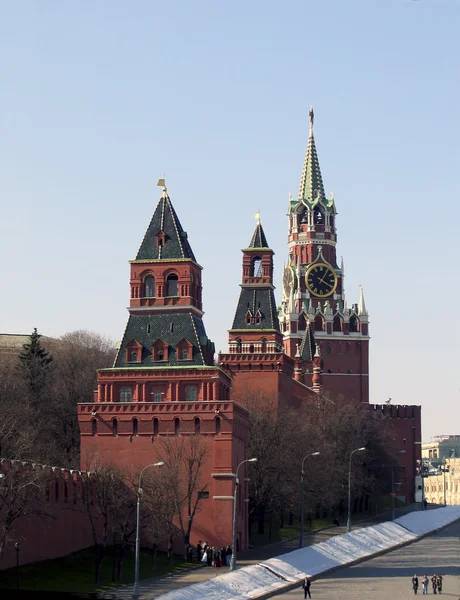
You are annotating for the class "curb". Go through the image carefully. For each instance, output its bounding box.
[250,516,460,600]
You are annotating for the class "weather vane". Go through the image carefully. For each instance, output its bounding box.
[254,209,261,224]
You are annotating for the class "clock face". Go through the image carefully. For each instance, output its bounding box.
[283,266,294,296]
[305,263,337,297]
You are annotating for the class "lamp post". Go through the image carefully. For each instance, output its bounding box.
[299,452,320,548]
[14,542,19,590]
[347,447,366,532]
[133,461,164,598]
[391,449,406,521]
[230,458,257,571]
[441,459,448,506]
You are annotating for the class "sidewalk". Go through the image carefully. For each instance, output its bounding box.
[102,503,427,600]
[103,526,348,600]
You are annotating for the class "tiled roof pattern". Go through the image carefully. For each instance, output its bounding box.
[231,288,280,331]
[299,321,316,361]
[136,194,196,261]
[248,223,269,249]
[114,313,214,367]
[298,128,326,208]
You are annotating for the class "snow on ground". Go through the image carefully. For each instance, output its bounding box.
[395,506,460,535]
[154,565,286,600]
[154,508,460,600]
[260,522,416,581]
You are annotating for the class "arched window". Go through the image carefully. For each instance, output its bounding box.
[91,419,97,436]
[249,344,255,353]
[314,314,324,332]
[260,338,267,353]
[333,315,342,332]
[236,338,242,353]
[349,316,359,332]
[215,416,221,435]
[313,207,324,224]
[153,418,159,436]
[112,418,118,436]
[298,314,307,330]
[181,349,189,360]
[185,386,197,401]
[166,274,179,296]
[194,417,201,435]
[132,418,138,436]
[174,418,180,435]
[144,275,155,297]
[252,257,262,277]
[120,387,132,403]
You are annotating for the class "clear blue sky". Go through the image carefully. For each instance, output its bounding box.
[1,1,459,441]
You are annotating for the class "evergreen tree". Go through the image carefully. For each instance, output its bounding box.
[18,328,53,408]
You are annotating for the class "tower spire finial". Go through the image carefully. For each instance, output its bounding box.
[298,107,326,205]
[157,176,168,198]
[255,209,261,225]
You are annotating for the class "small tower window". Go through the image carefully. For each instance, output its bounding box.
[181,349,189,360]
[261,338,267,353]
[152,391,163,402]
[185,386,197,401]
[131,351,138,362]
[314,207,324,224]
[158,350,164,360]
[144,275,155,298]
[349,316,359,333]
[132,418,139,436]
[215,416,221,435]
[120,387,132,403]
[314,314,324,332]
[252,257,262,277]
[166,274,179,296]
[333,315,342,332]
[236,338,242,353]
[153,418,159,435]
[298,314,307,330]
[194,417,201,435]
[249,344,255,353]
[112,418,118,436]
[174,418,180,435]
[91,419,97,436]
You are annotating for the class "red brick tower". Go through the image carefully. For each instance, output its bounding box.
[279,108,370,402]
[78,182,249,550]
[219,218,319,408]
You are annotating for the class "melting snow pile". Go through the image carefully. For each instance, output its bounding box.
[155,507,460,600]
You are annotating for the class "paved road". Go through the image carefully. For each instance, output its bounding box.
[270,521,460,600]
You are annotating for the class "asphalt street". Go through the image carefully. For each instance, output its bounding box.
[270,521,460,599]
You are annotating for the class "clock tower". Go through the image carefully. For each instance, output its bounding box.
[280,108,369,403]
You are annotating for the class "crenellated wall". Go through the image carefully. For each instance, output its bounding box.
[0,460,98,570]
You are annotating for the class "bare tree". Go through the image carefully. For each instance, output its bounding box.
[157,436,209,554]
[0,461,50,562]
[79,453,126,583]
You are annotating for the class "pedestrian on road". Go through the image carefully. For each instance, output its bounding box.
[412,574,419,594]
[436,574,443,593]
[432,574,438,594]
[422,574,429,594]
[302,576,311,599]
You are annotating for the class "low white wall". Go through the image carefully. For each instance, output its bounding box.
[155,507,460,600]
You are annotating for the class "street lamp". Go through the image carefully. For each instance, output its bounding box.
[230,458,257,571]
[299,452,320,548]
[347,447,366,532]
[133,461,164,598]
[391,450,406,521]
[440,459,448,506]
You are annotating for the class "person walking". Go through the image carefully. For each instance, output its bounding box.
[436,574,443,593]
[302,577,311,599]
[422,574,429,594]
[207,546,212,567]
[431,574,438,594]
[412,574,419,595]
[196,540,202,561]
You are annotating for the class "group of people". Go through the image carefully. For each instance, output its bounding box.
[191,541,233,567]
[412,573,443,595]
